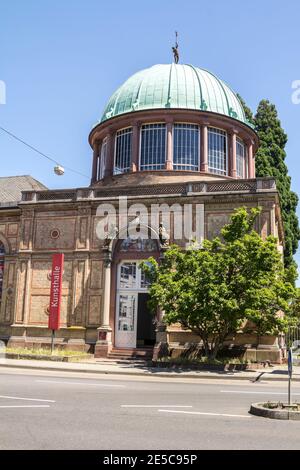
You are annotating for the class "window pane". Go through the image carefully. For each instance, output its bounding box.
[118,294,136,331]
[119,262,137,289]
[173,123,199,171]
[208,127,227,175]
[140,124,166,170]
[236,137,245,178]
[98,137,107,180]
[140,261,153,288]
[114,128,132,175]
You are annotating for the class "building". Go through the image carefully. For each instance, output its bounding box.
[0,64,284,361]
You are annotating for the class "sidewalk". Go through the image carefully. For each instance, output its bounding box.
[0,357,299,381]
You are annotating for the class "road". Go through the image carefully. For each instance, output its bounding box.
[0,367,300,450]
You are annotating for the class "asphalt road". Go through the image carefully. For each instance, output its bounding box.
[0,367,300,450]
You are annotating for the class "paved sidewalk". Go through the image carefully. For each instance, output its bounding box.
[0,357,299,381]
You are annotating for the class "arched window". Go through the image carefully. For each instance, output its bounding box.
[0,242,5,305]
[114,128,132,175]
[140,123,166,170]
[236,137,246,178]
[98,137,107,180]
[173,123,200,171]
[208,127,227,175]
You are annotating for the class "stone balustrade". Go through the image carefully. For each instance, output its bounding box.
[20,177,277,204]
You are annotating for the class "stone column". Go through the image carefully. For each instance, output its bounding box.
[200,125,208,173]
[95,251,113,357]
[165,121,173,170]
[230,132,237,178]
[248,141,255,178]
[91,141,99,185]
[104,132,114,178]
[131,122,140,172]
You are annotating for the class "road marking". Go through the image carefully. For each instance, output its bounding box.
[220,390,300,396]
[158,409,251,418]
[0,405,50,409]
[121,405,193,408]
[36,380,126,388]
[0,395,55,403]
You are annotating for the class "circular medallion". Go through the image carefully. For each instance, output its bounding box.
[50,229,60,239]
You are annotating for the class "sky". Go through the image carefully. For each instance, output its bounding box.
[1,0,300,281]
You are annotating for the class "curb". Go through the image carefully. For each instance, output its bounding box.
[250,402,300,420]
[0,362,298,381]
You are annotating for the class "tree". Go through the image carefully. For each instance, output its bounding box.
[254,100,300,268]
[141,208,296,360]
[237,93,255,126]
[291,288,300,319]
[238,95,300,268]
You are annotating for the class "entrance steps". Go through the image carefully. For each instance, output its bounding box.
[107,347,153,361]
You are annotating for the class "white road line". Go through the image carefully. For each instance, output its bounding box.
[0,395,55,403]
[220,390,300,396]
[0,405,50,409]
[121,405,193,408]
[158,409,251,418]
[36,380,126,388]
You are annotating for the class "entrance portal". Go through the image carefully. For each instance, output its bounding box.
[115,261,156,348]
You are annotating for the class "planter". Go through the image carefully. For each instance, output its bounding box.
[250,402,300,420]
[151,361,258,371]
[5,353,91,363]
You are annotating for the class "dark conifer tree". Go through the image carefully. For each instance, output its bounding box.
[238,96,300,268]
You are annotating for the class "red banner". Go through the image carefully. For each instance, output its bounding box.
[48,253,64,330]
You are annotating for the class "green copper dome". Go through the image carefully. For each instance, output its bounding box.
[99,63,251,126]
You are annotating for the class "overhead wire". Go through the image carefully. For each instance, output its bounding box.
[0,126,90,179]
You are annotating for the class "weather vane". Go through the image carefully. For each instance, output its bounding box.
[172,31,179,64]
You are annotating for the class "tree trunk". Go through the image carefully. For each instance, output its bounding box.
[203,341,210,358]
[209,343,220,360]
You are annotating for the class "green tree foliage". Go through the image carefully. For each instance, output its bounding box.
[237,93,255,126]
[254,100,300,267]
[238,95,300,268]
[291,288,300,319]
[141,208,296,359]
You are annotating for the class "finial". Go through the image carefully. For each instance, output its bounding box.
[172,31,179,64]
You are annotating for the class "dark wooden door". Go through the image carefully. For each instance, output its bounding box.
[136,293,156,347]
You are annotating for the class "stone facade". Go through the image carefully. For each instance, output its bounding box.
[0,175,284,361]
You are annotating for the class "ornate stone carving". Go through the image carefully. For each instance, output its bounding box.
[159,223,170,247]
[103,223,118,248]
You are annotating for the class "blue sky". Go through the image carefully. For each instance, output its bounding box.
[1,0,300,280]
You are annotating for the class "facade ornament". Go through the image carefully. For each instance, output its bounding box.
[159,223,170,247]
[103,223,118,248]
[103,253,112,268]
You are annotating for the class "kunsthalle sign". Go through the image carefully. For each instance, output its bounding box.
[48,253,64,331]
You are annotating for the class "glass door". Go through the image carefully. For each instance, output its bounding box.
[115,293,138,348]
[115,261,150,349]
[115,262,138,348]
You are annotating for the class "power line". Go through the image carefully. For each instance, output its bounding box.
[0,126,90,179]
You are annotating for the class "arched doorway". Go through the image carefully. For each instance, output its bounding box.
[0,241,5,307]
[114,236,159,349]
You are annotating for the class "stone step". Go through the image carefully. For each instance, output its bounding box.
[108,348,153,360]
